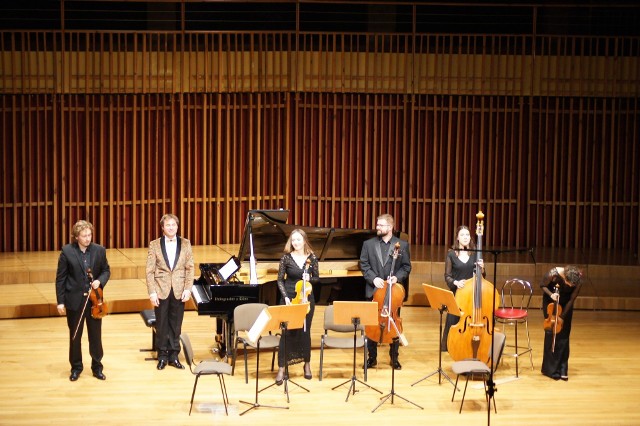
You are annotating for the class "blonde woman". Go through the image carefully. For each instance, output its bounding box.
[274,229,320,384]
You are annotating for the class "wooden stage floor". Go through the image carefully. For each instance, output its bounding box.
[0,245,638,424]
[0,306,638,425]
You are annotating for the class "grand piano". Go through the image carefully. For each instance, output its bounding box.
[191,209,387,356]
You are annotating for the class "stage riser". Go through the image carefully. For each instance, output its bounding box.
[1,248,638,319]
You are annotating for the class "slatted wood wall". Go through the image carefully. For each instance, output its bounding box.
[1,30,639,253]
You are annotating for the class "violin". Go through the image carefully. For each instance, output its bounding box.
[72,267,108,340]
[543,284,563,352]
[365,242,408,346]
[87,268,108,319]
[291,258,312,313]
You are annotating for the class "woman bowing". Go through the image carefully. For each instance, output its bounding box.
[540,265,583,381]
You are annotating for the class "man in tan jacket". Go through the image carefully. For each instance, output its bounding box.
[146,213,194,370]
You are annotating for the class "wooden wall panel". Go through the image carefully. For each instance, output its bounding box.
[0,30,639,254]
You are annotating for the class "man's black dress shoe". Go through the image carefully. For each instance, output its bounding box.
[366,358,377,368]
[169,359,185,369]
[93,370,106,380]
[157,360,167,370]
[69,370,81,381]
[391,360,402,370]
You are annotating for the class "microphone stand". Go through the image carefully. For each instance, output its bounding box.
[372,318,423,413]
[464,246,533,426]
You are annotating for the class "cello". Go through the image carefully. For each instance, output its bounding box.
[365,242,408,347]
[447,211,499,362]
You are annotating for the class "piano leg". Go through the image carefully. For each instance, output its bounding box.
[212,317,229,360]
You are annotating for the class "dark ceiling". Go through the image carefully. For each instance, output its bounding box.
[0,1,638,36]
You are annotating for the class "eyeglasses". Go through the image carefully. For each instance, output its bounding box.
[376,224,391,228]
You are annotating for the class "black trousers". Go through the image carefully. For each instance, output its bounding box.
[66,306,103,373]
[154,289,185,361]
[366,330,400,361]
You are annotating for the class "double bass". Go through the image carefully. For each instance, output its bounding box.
[365,242,408,346]
[447,211,499,362]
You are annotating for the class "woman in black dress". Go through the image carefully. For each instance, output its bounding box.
[442,225,484,351]
[540,265,583,381]
[274,229,319,384]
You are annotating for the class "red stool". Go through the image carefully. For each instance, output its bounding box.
[494,279,534,377]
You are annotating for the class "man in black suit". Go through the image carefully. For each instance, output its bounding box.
[56,220,110,381]
[360,213,411,370]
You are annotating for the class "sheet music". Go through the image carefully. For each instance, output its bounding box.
[247,307,271,344]
[249,233,258,284]
[218,258,239,281]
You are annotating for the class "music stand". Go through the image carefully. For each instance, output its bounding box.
[239,305,298,415]
[372,320,423,413]
[331,301,382,401]
[255,304,310,402]
[411,284,461,389]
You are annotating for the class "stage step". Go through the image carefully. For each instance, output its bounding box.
[1,246,638,319]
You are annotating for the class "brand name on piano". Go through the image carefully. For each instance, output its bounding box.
[212,296,252,302]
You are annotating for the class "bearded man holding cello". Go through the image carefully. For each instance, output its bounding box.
[360,213,411,370]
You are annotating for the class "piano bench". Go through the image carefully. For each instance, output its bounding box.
[140,309,157,361]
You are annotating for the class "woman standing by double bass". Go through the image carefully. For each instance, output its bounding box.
[540,265,583,381]
[446,211,498,363]
[442,225,485,351]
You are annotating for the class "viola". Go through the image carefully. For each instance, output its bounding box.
[446,211,499,363]
[543,284,563,352]
[87,268,108,319]
[291,259,312,313]
[365,242,408,346]
[72,267,108,340]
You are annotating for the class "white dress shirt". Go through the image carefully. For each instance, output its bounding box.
[165,236,177,270]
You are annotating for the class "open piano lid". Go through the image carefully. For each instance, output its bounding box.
[237,209,377,262]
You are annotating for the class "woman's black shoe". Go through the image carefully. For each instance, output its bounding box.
[275,367,285,385]
[303,363,312,380]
